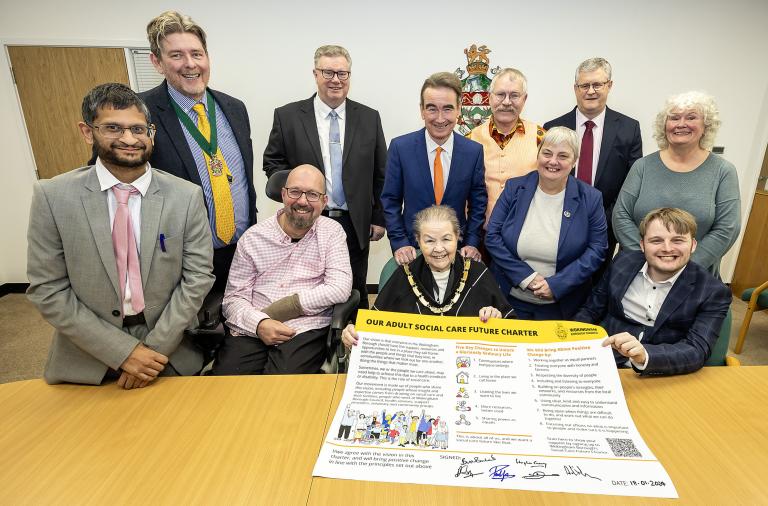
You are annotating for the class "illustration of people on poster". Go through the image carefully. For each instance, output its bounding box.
[313,310,677,498]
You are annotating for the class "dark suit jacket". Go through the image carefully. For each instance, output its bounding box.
[140,82,257,226]
[485,171,607,318]
[381,129,487,251]
[543,107,642,236]
[573,250,732,375]
[262,95,387,250]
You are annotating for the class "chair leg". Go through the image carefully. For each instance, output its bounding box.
[734,304,757,354]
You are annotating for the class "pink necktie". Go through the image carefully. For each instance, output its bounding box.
[112,185,145,314]
[577,120,595,185]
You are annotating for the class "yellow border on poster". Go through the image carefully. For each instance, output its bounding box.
[356,310,607,344]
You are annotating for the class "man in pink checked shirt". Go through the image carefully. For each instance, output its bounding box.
[210,165,352,374]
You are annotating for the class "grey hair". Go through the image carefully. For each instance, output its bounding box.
[314,45,352,67]
[538,126,579,161]
[413,205,461,241]
[575,57,612,82]
[81,83,151,125]
[490,67,528,94]
[652,91,721,150]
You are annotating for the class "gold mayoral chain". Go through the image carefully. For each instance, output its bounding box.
[403,257,471,314]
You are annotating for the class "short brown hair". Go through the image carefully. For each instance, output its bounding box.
[147,11,207,58]
[420,72,461,107]
[639,208,698,238]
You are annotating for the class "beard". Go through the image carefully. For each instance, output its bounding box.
[284,203,316,230]
[94,139,152,169]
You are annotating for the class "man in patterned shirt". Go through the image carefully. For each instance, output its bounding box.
[466,68,544,227]
[210,165,352,374]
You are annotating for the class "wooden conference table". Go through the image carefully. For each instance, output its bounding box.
[0,367,766,505]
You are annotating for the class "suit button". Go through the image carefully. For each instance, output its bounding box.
[112,310,121,317]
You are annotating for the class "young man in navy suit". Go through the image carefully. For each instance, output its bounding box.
[381,72,486,265]
[544,58,642,266]
[574,208,731,376]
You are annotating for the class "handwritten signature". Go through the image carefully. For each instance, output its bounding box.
[488,465,514,482]
[455,464,484,479]
[515,458,547,468]
[522,470,560,480]
[461,455,496,465]
[563,465,601,481]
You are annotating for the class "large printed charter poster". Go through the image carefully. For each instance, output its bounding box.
[313,310,677,498]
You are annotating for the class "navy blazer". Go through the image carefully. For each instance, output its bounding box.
[544,107,642,233]
[140,82,257,226]
[485,171,607,317]
[381,129,486,251]
[573,251,731,375]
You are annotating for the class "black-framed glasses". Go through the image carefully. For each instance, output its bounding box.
[284,187,325,202]
[575,81,610,92]
[89,123,155,138]
[315,68,351,81]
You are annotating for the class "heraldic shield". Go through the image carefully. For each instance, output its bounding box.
[455,44,500,135]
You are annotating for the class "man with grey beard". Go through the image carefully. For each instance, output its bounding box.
[210,165,352,375]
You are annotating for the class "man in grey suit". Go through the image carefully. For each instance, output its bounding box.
[27,83,214,388]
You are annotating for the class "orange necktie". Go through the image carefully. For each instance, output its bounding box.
[434,146,444,204]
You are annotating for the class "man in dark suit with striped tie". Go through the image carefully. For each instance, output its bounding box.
[573,208,731,376]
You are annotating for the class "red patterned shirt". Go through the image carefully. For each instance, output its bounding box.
[488,117,545,149]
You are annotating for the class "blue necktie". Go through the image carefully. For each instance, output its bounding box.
[329,110,345,207]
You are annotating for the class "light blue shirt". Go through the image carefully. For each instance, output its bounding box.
[167,83,249,249]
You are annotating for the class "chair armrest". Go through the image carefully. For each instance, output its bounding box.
[331,289,360,330]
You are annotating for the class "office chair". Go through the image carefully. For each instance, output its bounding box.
[266,169,359,373]
[186,289,226,367]
[704,307,740,366]
[733,280,768,354]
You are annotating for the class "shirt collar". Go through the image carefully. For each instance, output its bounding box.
[314,94,346,120]
[425,129,454,155]
[575,106,606,130]
[490,116,526,136]
[167,82,207,114]
[639,261,686,286]
[95,158,152,196]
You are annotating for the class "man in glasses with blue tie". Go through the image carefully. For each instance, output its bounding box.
[264,45,387,309]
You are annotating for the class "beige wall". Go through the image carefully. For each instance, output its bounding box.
[3,0,768,284]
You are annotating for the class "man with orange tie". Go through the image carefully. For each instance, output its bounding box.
[381,72,486,265]
[140,11,257,291]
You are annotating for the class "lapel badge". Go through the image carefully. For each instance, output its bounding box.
[563,210,571,218]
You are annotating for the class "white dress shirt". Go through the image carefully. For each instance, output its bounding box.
[96,159,152,315]
[576,107,606,184]
[425,130,454,190]
[314,95,347,210]
[621,262,686,370]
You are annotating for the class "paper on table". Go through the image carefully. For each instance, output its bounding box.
[313,310,677,498]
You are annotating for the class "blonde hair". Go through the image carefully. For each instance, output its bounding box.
[147,11,207,58]
[314,45,351,67]
[652,91,721,150]
[639,208,698,238]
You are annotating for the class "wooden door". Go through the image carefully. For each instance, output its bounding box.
[731,145,768,295]
[8,46,130,179]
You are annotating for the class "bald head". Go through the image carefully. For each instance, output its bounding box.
[280,164,328,237]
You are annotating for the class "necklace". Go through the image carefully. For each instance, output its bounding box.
[403,258,471,314]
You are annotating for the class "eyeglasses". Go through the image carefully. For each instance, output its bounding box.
[284,187,325,202]
[315,68,351,81]
[575,81,610,92]
[89,123,155,138]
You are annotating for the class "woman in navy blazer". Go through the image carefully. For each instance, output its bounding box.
[486,127,608,319]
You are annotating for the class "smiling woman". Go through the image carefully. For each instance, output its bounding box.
[612,91,741,278]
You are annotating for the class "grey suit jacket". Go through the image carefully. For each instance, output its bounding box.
[27,166,214,385]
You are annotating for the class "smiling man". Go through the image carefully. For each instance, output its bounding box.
[381,72,486,266]
[263,45,387,309]
[27,83,214,387]
[211,165,352,375]
[544,58,642,268]
[140,11,257,294]
[573,208,731,375]
[466,68,544,226]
